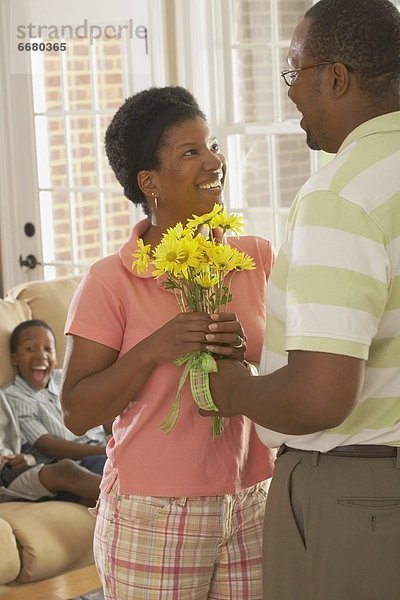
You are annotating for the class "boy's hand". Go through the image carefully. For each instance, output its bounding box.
[7,453,37,469]
[0,454,10,470]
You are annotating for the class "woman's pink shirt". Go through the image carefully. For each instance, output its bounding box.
[65,219,276,496]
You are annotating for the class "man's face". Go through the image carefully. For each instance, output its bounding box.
[285,18,331,152]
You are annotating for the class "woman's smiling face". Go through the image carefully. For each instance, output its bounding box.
[11,325,57,391]
[150,116,227,227]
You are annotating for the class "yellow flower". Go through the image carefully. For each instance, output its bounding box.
[206,245,256,272]
[194,269,220,288]
[153,236,203,278]
[131,238,151,274]
[235,252,256,271]
[205,245,239,272]
[186,203,223,230]
[163,222,193,241]
[210,211,244,236]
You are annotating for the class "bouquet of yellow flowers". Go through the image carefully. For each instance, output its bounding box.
[132,203,255,437]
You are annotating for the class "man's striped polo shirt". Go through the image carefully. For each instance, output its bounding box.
[256,111,400,451]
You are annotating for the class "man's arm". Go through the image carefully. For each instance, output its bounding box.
[206,350,365,435]
[34,434,106,460]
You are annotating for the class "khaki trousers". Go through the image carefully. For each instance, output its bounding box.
[263,448,400,600]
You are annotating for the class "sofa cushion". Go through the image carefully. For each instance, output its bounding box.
[0,300,32,388]
[0,501,95,583]
[0,517,20,585]
[5,276,81,368]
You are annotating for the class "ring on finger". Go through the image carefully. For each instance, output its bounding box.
[233,335,245,349]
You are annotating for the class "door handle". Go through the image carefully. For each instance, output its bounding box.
[19,254,40,269]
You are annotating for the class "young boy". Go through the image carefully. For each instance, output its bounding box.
[3,320,108,474]
[0,390,100,505]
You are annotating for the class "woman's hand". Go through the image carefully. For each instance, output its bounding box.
[205,312,247,361]
[144,312,211,365]
[145,311,247,365]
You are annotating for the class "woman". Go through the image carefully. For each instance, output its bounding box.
[61,86,275,599]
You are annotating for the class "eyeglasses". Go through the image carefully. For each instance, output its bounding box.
[280,61,333,87]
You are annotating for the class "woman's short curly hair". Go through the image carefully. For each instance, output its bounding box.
[105,86,206,216]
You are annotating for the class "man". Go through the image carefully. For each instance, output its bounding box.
[203,0,400,598]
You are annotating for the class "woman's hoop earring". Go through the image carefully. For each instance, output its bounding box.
[151,192,159,211]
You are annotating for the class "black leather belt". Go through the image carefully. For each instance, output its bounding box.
[280,444,398,458]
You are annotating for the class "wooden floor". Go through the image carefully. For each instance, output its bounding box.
[0,564,101,600]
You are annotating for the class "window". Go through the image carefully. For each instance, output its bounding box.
[173,0,316,249]
[31,21,151,279]
[2,0,399,290]
[221,0,316,247]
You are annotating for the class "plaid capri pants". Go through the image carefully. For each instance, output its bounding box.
[92,479,269,599]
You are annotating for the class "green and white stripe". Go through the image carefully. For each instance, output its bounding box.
[257,112,400,451]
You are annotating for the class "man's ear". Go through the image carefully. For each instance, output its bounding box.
[330,62,351,97]
[10,353,18,367]
[137,170,158,196]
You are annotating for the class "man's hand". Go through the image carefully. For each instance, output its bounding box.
[199,359,251,417]
[202,350,365,435]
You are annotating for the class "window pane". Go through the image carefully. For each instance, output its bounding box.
[94,38,125,110]
[74,192,101,262]
[245,211,288,249]
[69,117,97,187]
[35,116,68,188]
[41,190,103,267]
[65,41,93,111]
[104,193,131,255]
[233,0,271,42]
[98,115,120,187]
[232,134,271,209]
[233,47,273,122]
[277,0,313,39]
[31,51,63,113]
[276,134,312,207]
[244,210,275,239]
[40,191,71,264]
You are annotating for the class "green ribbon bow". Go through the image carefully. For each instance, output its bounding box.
[158,350,224,438]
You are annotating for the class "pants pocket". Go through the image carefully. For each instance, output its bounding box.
[115,494,172,525]
[337,496,400,532]
[338,496,400,509]
[265,455,307,551]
